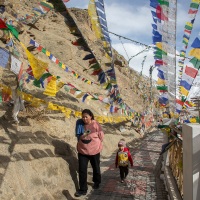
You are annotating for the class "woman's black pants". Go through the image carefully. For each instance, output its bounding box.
[78,153,101,191]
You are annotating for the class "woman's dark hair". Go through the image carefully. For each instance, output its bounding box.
[82,109,94,120]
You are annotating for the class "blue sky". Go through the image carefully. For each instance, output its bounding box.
[65,0,200,96]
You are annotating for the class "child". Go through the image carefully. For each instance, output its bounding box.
[115,140,133,183]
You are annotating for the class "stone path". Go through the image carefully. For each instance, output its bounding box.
[86,130,168,200]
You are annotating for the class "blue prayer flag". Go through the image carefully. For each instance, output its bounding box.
[191,37,200,48]
[0,48,10,68]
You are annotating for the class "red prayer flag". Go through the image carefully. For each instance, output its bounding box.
[63,0,70,2]
[188,9,198,14]
[155,60,166,65]
[91,69,102,75]
[37,45,43,52]
[156,5,168,21]
[55,59,59,64]
[184,29,191,34]
[0,18,7,29]
[185,65,198,78]
[89,58,97,65]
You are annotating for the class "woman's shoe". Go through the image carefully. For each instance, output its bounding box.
[74,190,87,197]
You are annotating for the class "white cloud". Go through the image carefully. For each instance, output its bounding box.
[112,43,157,79]
[105,3,153,40]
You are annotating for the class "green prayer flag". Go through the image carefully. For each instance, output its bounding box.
[157,86,168,91]
[0,94,2,103]
[196,117,200,123]
[59,62,62,67]
[64,86,70,92]
[90,63,101,70]
[189,57,200,69]
[185,25,193,30]
[155,48,167,55]
[40,1,54,9]
[33,73,52,88]
[42,48,46,54]
[154,53,162,59]
[190,3,199,9]
[158,125,169,129]
[182,40,188,45]
[105,83,112,90]
[7,24,19,40]
[158,0,169,6]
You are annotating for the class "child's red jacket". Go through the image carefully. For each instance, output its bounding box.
[115,147,133,167]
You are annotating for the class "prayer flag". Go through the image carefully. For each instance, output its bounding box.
[188,9,198,14]
[157,85,168,91]
[0,48,9,68]
[185,65,198,78]
[26,50,48,80]
[185,22,193,30]
[190,3,199,9]
[156,5,168,21]
[180,86,189,96]
[0,18,7,29]
[189,48,200,59]
[7,24,19,39]
[157,78,166,85]
[83,53,95,60]
[10,56,22,75]
[82,93,89,102]
[189,57,200,69]
[158,0,169,6]
[43,76,57,96]
[182,73,194,85]
[191,37,200,48]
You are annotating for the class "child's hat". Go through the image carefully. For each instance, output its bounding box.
[118,140,125,147]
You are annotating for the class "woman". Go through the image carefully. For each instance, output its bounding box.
[75,109,104,197]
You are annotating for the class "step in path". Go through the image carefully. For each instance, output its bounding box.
[86,130,168,200]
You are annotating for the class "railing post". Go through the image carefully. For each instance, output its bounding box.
[183,124,200,200]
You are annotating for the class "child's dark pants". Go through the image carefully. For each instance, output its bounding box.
[119,166,129,180]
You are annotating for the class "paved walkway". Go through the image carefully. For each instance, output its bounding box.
[86,130,168,200]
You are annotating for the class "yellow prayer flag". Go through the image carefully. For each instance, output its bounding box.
[86,95,93,102]
[105,104,110,110]
[87,80,91,85]
[76,92,84,98]
[183,38,189,43]
[191,0,200,3]
[189,48,200,59]
[46,51,51,57]
[96,116,103,124]
[190,118,197,123]
[56,81,64,92]
[157,78,166,85]
[75,111,82,118]
[57,106,66,113]
[43,76,57,96]
[26,50,48,80]
[21,93,33,102]
[180,86,189,96]
[186,22,193,28]
[156,42,162,50]
[64,108,72,118]
[47,102,59,110]
[62,64,66,69]
[30,98,43,107]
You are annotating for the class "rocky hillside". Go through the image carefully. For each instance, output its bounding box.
[0,0,157,199]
